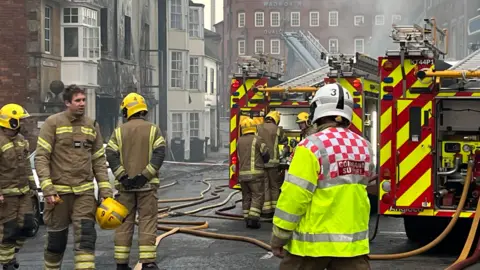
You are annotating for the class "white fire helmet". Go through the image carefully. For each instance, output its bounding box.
[309,83,354,125]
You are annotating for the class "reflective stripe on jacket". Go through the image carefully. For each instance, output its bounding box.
[106,118,166,192]
[34,111,112,198]
[256,122,287,168]
[273,127,374,257]
[237,134,269,181]
[0,131,36,196]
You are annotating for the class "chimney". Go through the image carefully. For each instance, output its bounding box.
[211,0,216,29]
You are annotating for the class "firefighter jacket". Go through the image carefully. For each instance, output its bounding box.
[271,127,375,257]
[106,117,166,192]
[34,111,112,198]
[237,134,269,182]
[301,124,317,140]
[0,130,36,196]
[256,121,287,168]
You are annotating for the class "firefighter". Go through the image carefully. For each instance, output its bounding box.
[270,83,374,269]
[0,104,37,270]
[256,111,288,218]
[35,84,113,270]
[296,112,317,140]
[106,92,166,270]
[237,118,270,229]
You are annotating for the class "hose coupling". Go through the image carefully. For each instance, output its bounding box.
[168,211,185,217]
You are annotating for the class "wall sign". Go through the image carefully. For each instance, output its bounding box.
[263,1,303,7]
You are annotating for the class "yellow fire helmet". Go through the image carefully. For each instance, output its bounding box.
[265,111,280,125]
[240,117,256,135]
[120,92,148,119]
[0,103,30,130]
[96,197,129,230]
[296,112,310,123]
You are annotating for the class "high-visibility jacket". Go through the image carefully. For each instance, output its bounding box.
[272,127,374,257]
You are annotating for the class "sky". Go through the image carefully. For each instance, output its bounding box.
[193,0,224,30]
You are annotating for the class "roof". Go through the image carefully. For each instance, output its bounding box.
[449,49,480,71]
[189,1,204,7]
[204,29,220,61]
[204,28,220,38]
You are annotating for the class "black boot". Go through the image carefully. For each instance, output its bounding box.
[117,264,132,270]
[249,219,261,229]
[2,260,18,270]
[142,262,159,270]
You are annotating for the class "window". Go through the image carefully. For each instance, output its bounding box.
[354,15,364,26]
[189,57,199,89]
[270,12,280,27]
[45,6,51,53]
[375,15,385,25]
[238,39,246,55]
[329,11,338,26]
[354,38,364,53]
[310,11,319,27]
[210,68,215,94]
[392,15,401,24]
[100,8,108,51]
[62,7,100,59]
[171,51,183,88]
[255,39,264,54]
[170,0,183,29]
[290,12,300,27]
[329,38,339,53]
[270,39,280,54]
[189,9,200,37]
[204,67,208,92]
[189,113,200,138]
[238,12,245,27]
[124,16,131,59]
[172,113,183,138]
[255,12,264,27]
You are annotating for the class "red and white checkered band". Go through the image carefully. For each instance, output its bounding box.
[298,127,373,180]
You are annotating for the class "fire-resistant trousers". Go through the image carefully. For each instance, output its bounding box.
[280,251,371,270]
[43,193,97,270]
[263,167,282,216]
[0,194,35,266]
[114,189,158,264]
[239,177,264,221]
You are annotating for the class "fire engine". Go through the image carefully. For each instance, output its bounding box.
[376,18,480,242]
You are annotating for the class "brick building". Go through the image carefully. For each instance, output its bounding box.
[215,0,420,117]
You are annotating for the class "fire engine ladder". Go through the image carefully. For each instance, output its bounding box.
[327,53,380,83]
[276,65,330,88]
[281,31,328,71]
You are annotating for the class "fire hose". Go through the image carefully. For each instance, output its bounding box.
[131,161,478,269]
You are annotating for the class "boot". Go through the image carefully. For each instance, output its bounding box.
[142,262,159,270]
[2,261,18,270]
[249,219,261,229]
[117,264,132,270]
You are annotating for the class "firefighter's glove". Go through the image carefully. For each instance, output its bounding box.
[131,174,149,189]
[119,175,134,190]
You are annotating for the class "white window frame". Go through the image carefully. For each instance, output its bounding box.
[170,0,183,30]
[238,12,245,28]
[392,14,401,24]
[189,8,202,38]
[172,113,183,139]
[375,15,385,25]
[189,112,200,138]
[189,56,200,90]
[354,15,364,26]
[290,12,300,27]
[354,38,364,53]
[309,11,319,27]
[270,39,280,54]
[238,39,246,55]
[45,6,51,53]
[254,11,264,27]
[329,11,338,27]
[255,39,264,54]
[328,38,339,53]
[270,11,280,27]
[61,7,101,61]
[170,51,183,88]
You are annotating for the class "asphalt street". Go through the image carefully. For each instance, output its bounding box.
[14,162,480,269]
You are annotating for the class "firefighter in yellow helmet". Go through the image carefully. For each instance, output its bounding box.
[106,92,166,270]
[296,112,317,140]
[255,110,288,218]
[0,104,37,270]
[237,118,270,229]
[271,83,374,269]
[35,85,113,270]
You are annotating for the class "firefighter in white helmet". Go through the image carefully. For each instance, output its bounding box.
[270,83,374,269]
